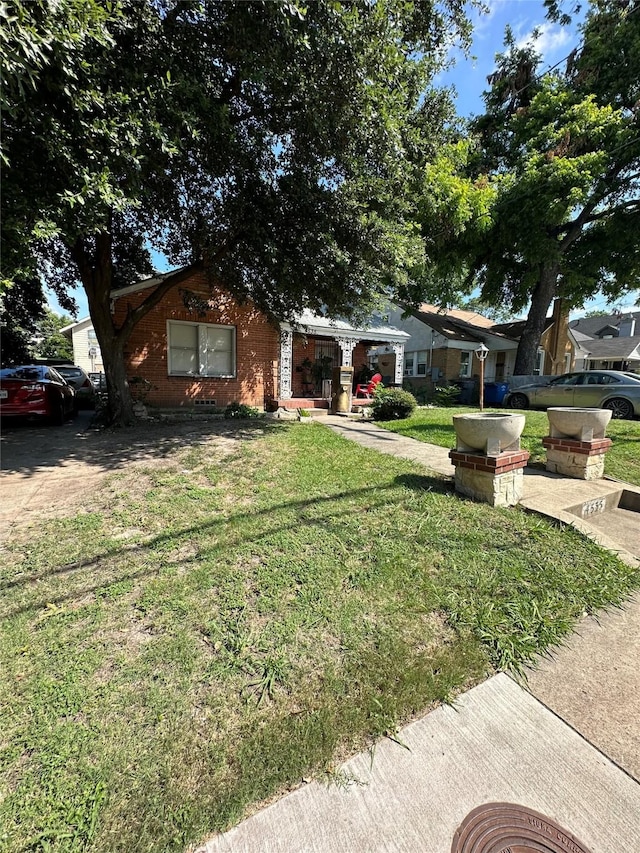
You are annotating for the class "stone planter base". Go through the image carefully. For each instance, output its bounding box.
[449,449,530,507]
[542,436,613,480]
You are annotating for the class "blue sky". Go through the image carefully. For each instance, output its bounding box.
[48,0,637,322]
[440,0,584,119]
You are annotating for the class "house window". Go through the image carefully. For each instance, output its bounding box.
[404,352,416,376]
[167,320,235,377]
[459,351,471,378]
[534,348,545,375]
[416,351,428,375]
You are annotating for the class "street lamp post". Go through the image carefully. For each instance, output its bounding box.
[475,343,489,411]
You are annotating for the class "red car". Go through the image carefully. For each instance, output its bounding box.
[0,365,76,423]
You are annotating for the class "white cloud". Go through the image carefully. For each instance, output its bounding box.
[516,23,572,61]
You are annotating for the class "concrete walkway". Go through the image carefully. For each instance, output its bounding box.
[198,416,640,853]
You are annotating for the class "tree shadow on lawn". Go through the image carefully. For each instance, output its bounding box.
[394,472,453,495]
[0,478,419,622]
[0,414,286,477]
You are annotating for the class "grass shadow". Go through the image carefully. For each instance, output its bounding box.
[394,472,452,494]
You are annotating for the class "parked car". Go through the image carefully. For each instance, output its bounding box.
[55,364,96,408]
[0,365,76,423]
[504,370,640,419]
[89,372,107,392]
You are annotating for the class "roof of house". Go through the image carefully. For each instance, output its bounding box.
[417,303,495,328]
[58,269,408,344]
[575,336,640,360]
[569,310,639,338]
[284,310,410,344]
[405,307,555,346]
[409,308,485,343]
[60,316,93,337]
[489,318,555,339]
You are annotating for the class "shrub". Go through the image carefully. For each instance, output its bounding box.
[224,401,260,419]
[370,387,417,420]
[432,385,460,407]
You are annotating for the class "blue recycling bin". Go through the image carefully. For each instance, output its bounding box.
[483,381,509,405]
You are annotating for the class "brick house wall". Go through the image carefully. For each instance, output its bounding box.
[112,271,280,409]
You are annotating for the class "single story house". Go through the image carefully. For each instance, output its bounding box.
[64,267,410,411]
[569,311,640,372]
[371,298,573,393]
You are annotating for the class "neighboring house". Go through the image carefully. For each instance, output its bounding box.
[63,267,409,410]
[376,298,572,391]
[569,311,640,372]
[61,316,103,373]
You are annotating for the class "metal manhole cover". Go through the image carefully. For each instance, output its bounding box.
[451,803,592,853]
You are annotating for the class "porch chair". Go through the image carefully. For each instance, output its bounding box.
[354,372,382,399]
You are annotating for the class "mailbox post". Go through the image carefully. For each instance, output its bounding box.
[330,365,354,414]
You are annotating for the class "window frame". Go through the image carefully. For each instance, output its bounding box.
[459,351,472,378]
[167,319,236,378]
[404,352,416,377]
[416,350,428,376]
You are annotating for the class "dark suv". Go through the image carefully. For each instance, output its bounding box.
[55,365,96,408]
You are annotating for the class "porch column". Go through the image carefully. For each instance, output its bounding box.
[279,329,293,399]
[335,336,357,366]
[392,342,405,385]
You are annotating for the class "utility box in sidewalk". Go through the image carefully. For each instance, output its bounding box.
[330,366,354,413]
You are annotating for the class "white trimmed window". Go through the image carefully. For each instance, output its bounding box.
[167,320,235,377]
[404,352,416,376]
[416,350,428,376]
[459,351,471,378]
[534,348,545,375]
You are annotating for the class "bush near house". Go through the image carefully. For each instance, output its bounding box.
[370,387,417,420]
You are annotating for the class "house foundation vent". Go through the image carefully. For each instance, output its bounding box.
[194,399,217,407]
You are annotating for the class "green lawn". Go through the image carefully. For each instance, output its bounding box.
[376,405,640,486]
[1,420,639,852]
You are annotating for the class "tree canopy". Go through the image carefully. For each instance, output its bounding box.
[408,0,640,373]
[1,0,471,422]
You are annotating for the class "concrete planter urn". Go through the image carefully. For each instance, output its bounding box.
[547,407,611,441]
[453,412,526,456]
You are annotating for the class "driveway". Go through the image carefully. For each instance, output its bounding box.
[0,412,261,539]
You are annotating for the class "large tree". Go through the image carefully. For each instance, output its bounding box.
[2,0,471,423]
[409,0,640,373]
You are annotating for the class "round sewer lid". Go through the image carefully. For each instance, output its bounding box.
[451,803,592,853]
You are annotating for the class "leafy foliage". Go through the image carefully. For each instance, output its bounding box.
[408,0,640,373]
[371,386,418,420]
[30,308,74,361]
[2,0,471,424]
[224,401,260,419]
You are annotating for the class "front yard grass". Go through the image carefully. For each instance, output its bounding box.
[1,420,639,852]
[376,405,640,487]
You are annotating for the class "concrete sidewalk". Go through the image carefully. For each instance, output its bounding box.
[199,675,640,853]
[198,416,640,853]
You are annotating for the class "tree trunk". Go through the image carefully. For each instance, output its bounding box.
[70,232,137,426]
[513,263,559,375]
[106,346,135,425]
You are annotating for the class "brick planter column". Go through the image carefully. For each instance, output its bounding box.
[542,436,613,480]
[448,449,531,507]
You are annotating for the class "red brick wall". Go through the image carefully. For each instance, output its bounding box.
[113,271,280,408]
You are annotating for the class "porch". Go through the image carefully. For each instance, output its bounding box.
[275,311,410,412]
[268,393,375,414]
